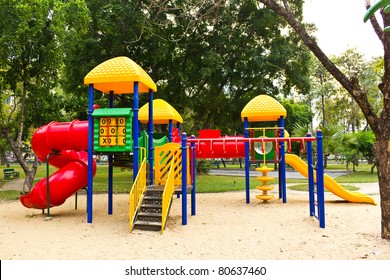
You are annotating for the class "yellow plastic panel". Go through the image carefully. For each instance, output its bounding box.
[241,94,287,122]
[84,56,157,94]
[139,99,183,124]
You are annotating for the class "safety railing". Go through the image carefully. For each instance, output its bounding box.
[161,159,175,234]
[129,148,147,232]
[155,143,185,186]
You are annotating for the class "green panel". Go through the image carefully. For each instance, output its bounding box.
[153,136,168,146]
[92,107,132,117]
[93,108,133,153]
[253,129,276,161]
[138,131,169,161]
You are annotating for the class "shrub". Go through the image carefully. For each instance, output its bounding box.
[196,160,212,174]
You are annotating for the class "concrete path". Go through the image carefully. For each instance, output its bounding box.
[0,178,24,192]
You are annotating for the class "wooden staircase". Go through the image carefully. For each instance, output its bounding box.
[133,186,171,231]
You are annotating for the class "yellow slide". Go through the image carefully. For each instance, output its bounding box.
[285,154,376,205]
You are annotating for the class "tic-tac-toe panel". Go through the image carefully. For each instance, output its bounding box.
[92,108,132,153]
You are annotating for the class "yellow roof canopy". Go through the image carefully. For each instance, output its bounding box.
[139,99,183,124]
[241,94,287,122]
[84,56,157,94]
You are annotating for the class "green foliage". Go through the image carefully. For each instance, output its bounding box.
[196,160,212,175]
[355,130,376,163]
[63,0,311,134]
[307,49,382,131]
[281,99,313,133]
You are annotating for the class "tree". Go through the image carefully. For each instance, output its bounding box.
[307,55,337,127]
[280,99,313,133]
[257,0,390,239]
[0,0,90,192]
[64,0,312,136]
[355,130,377,173]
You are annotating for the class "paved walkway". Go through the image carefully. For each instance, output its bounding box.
[0,179,24,192]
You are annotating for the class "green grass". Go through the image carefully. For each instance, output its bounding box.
[0,190,21,201]
[196,175,257,193]
[334,171,378,183]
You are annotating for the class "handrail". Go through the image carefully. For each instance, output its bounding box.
[129,148,147,232]
[161,159,175,234]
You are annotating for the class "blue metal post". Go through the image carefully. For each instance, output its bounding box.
[278,161,282,199]
[148,89,154,185]
[181,133,188,225]
[168,120,173,142]
[307,133,315,216]
[191,135,196,216]
[244,117,250,204]
[278,117,286,203]
[316,130,325,228]
[108,91,114,215]
[87,84,94,223]
[133,82,139,181]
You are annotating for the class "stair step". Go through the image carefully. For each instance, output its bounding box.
[145,189,164,197]
[141,204,162,213]
[134,220,162,231]
[137,212,162,222]
[143,196,162,205]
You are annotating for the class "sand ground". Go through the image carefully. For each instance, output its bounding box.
[0,181,389,260]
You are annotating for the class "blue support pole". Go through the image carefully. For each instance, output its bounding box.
[108,91,114,215]
[278,161,282,199]
[168,120,173,142]
[87,84,94,223]
[191,135,196,216]
[181,133,188,225]
[278,117,287,203]
[148,89,154,185]
[316,130,325,228]
[307,133,315,216]
[133,82,139,181]
[244,117,250,204]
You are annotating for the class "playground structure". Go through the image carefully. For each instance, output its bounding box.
[20,56,376,232]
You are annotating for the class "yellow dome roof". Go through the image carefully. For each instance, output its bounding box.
[84,56,157,94]
[241,95,287,122]
[139,99,183,124]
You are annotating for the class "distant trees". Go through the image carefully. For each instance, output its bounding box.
[64,0,312,135]
[0,0,90,191]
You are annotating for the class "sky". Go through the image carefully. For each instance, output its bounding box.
[303,0,383,59]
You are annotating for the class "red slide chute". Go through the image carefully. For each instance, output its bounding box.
[20,120,96,209]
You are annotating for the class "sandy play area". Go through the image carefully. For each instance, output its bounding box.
[0,186,389,260]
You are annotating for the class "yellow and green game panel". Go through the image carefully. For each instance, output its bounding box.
[92,108,133,153]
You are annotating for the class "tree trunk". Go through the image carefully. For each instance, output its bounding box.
[0,148,10,167]
[2,129,38,192]
[373,140,390,239]
[22,158,38,193]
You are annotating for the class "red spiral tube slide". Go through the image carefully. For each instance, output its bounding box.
[20,120,96,209]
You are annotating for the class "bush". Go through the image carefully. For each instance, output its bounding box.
[196,160,212,174]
